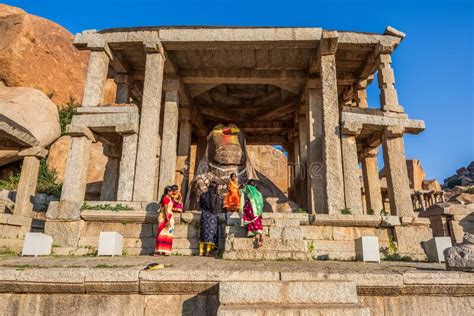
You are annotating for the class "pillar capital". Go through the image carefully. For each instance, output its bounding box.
[143,38,165,55]
[341,121,363,136]
[114,73,129,84]
[363,147,379,158]
[384,126,405,138]
[18,146,48,159]
[319,30,339,55]
[179,108,192,121]
[66,125,97,142]
[86,36,113,59]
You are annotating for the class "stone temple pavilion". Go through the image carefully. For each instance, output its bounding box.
[43,26,431,259]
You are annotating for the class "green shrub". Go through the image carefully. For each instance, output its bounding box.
[0,160,61,197]
[340,208,352,215]
[80,202,133,211]
[58,97,79,135]
[37,160,62,197]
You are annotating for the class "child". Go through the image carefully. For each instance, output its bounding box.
[224,173,240,212]
[170,184,184,213]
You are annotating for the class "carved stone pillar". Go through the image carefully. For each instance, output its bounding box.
[15,147,47,217]
[133,42,165,201]
[382,126,414,216]
[377,51,404,113]
[60,135,93,203]
[356,79,368,108]
[341,122,363,214]
[298,112,308,209]
[157,89,180,197]
[82,47,110,107]
[115,73,130,104]
[175,109,192,200]
[362,148,383,213]
[117,133,138,201]
[100,145,120,201]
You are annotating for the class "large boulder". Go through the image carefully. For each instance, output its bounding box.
[47,135,107,197]
[0,87,60,153]
[0,4,89,106]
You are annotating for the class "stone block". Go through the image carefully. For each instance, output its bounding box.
[232,238,306,252]
[219,280,357,305]
[225,211,242,226]
[425,237,452,263]
[355,236,380,262]
[301,225,333,240]
[21,233,52,256]
[44,220,84,247]
[97,232,123,256]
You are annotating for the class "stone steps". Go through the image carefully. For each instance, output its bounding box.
[217,280,369,315]
[218,303,370,316]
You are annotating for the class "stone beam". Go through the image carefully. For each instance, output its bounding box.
[341,111,425,134]
[258,98,299,121]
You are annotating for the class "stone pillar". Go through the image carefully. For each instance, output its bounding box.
[298,112,308,209]
[377,52,404,113]
[100,145,120,201]
[291,135,301,204]
[287,140,296,200]
[306,31,345,214]
[115,73,130,104]
[306,88,324,213]
[194,130,208,174]
[15,147,47,217]
[175,109,192,199]
[341,123,363,214]
[133,44,165,201]
[356,80,368,108]
[117,133,138,201]
[382,126,414,216]
[362,148,383,213]
[60,136,92,203]
[82,49,110,107]
[157,89,180,197]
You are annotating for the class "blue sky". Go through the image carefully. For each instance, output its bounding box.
[4,0,474,182]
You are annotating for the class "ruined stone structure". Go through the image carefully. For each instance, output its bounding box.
[39,25,434,259]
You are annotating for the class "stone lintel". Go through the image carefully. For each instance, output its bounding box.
[74,31,112,57]
[0,115,39,147]
[71,112,139,135]
[65,125,97,142]
[76,105,139,115]
[341,111,425,134]
[384,26,406,39]
[18,146,48,159]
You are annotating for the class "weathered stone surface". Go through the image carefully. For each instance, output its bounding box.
[47,135,107,190]
[218,304,370,316]
[219,280,357,304]
[44,219,84,247]
[444,233,474,272]
[0,87,60,153]
[0,5,88,105]
[85,268,139,293]
[393,225,432,260]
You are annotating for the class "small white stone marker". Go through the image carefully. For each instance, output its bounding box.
[425,237,452,263]
[355,236,380,262]
[22,232,53,257]
[97,232,123,256]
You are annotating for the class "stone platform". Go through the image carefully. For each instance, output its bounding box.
[0,256,472,316]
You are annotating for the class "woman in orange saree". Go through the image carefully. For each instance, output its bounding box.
[224,173,241,212]
[155,186,175,256]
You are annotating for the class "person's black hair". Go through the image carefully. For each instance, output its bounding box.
[209,181,218,191]
[230,173,237,179]
[171,184,179,191]
[247,179,257,187]
[160,186,174,203]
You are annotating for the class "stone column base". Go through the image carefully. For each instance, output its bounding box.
[393,217,432,261]
[44,220,84,250]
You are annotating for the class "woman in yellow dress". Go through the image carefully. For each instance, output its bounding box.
[224,173,241,212]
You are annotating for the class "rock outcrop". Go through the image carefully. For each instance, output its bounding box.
[0,87,60,165]
[0,4,89,106]
[444,161,474,189]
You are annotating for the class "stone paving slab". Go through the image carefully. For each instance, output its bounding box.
[0,255,473,295]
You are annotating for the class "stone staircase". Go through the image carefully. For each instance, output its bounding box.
[217,280,370,315]
[223,212,311,260]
